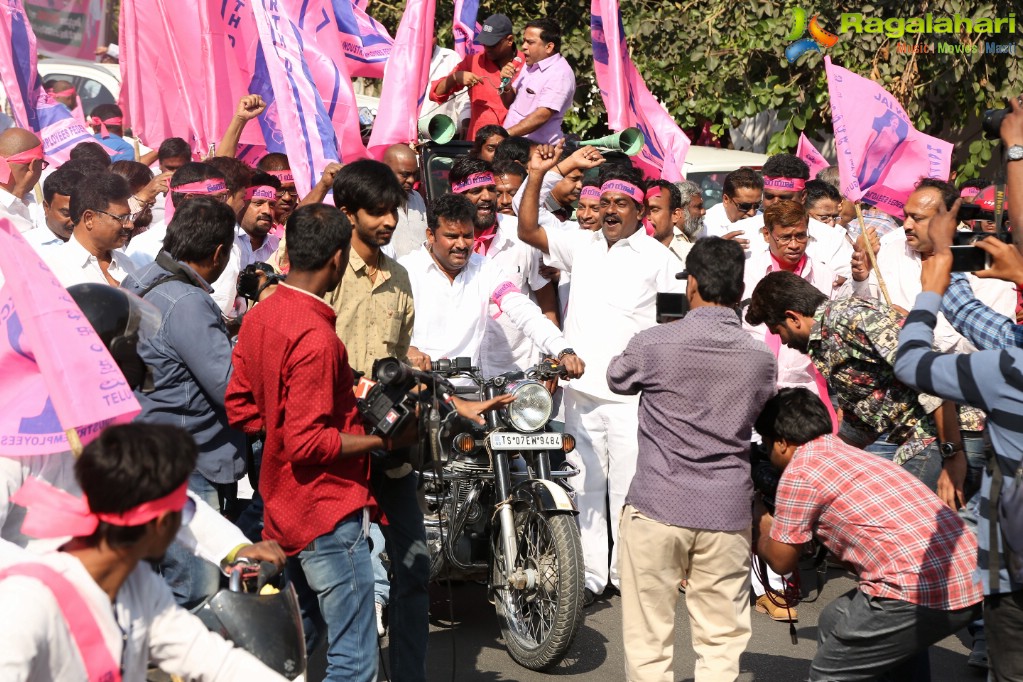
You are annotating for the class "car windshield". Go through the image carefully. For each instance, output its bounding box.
[44,72,116,118]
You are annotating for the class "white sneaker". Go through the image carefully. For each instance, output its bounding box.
[375,601,386,638]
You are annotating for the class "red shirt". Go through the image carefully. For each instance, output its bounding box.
[225,284,374,555]
[429,51,524,140]
[770,434,982,610]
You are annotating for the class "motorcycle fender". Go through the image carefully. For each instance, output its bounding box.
[512,479,577,514]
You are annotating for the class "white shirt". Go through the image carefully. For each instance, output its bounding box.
[730,213,853,284]
[0,541,286,682]
[544,227,685,402]
[742,251,845,394]
[382,190,429,261]
[398,247,569,376]
[44,233,139,287]
[124,219,167,267]
[210,240,245,319]
[21,226,65,255]
[0,187,35,233]
[700,201,754,239]
[852,229,1017,352]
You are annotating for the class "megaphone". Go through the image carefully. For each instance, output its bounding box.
[577,127,645,156]
[418,113,456,144]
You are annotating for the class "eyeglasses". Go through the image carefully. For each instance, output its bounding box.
[277,188,298,199]
[731,200,761,213]
[769,231,809,245]
[810,213,841,224]
[94,209,133,226]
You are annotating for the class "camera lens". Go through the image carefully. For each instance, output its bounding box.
[982,108,1010,140]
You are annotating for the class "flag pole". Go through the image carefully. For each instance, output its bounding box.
[855,202,892,307]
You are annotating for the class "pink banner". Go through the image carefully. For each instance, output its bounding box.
[367,0,437,158]
[0,0,39,131]
[0,219,140,457]
[797,133,829,178]
[590,0,690,182]
[825,57,952,219]
[23,0,105,61]
[331,0,394,79]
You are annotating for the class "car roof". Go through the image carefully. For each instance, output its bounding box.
[682,145,769,174]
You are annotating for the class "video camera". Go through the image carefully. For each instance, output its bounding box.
[237,262,285,302]
[355,357,455,437]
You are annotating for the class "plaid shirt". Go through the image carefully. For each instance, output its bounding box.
[771,434,983,610]
[808,297,936,463]
[942,274,1023,351]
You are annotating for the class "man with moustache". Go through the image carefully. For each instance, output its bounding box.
[502,18,575,143]
[700,167,763,239]
[492,159,526,216]
[257,153,299,226]
[517,142,685,606]
[381,144,428,260]
[447,156,558,373]
[647,180,687,260]
[235,172,282,269]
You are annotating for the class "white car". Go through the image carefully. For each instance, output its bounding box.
[682,146,769,209]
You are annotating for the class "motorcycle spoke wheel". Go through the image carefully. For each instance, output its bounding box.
[494,510,584,671]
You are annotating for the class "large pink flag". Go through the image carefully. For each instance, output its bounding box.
[367,0,437,159]
[825,57,952,218]
[0,219,140,456]
[0,0,39,131]
[453,0,481,59]
[590,0,690,182]
[796,133,830,178]
[331,0,394,79]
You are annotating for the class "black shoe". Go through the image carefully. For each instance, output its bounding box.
[582,588,597,608]
[968,637,988,670]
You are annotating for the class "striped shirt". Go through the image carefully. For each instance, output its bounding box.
[771,434,983,610]
[896,291,1023,595]
[942,274,1023,351]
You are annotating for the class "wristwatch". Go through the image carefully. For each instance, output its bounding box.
[1008,145,1023,162]
[558,348,576,359]
[938,442,963,459]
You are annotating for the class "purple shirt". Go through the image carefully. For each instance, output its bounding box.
[607,306,776,531]
[503,53,576,144]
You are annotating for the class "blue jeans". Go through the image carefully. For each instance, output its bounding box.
[160,470,229,608]
[371,467,430,682]
[369,523,390,605]
[864,439,942,492]
[298,512,377,682]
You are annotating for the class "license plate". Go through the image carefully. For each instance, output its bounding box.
[488,432,563,450]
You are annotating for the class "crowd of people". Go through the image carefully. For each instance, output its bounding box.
[0,10,1022,682]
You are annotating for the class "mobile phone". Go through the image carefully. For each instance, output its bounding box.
[656,293,689,323]
[950,245,989,272]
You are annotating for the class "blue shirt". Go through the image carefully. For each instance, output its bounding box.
[95,132,135,162]
[942,274,1023,350]
[896,291,1023,595]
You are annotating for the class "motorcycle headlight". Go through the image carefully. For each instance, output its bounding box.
[505,380,553,433]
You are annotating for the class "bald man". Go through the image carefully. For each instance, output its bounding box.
[44,80,77,111]
[381,143,429,260]
[0,128,44,232]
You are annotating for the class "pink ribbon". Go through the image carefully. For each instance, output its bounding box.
[166,179,229,222]
[0,143,44,184]
[579,186,602,202]
[89,116,123,139]
[12,477,190,539]
[763,176,806,192]
[600,180,645,203]
[645,186,662,202]
[453,172,496,194]
[473,225,498,255]
[245,185,278,201]
[47,87,76,98]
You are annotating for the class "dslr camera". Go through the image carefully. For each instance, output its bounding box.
[355,357,455,437]
[237,262,285,301]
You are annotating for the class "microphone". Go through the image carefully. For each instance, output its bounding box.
[498,56,524,93]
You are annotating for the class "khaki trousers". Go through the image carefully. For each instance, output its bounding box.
[620,505,752,682]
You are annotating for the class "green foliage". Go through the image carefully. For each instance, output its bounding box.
[369,0,1021,179]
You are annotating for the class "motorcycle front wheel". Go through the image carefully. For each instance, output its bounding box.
[493,508,584,671]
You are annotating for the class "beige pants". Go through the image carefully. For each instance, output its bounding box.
[620,505,752,682]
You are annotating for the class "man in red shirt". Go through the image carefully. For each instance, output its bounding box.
[755,387,983,681]
[429,14,524,140]
[226,204,413,682]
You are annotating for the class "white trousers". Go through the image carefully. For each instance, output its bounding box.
[564,386,640,593]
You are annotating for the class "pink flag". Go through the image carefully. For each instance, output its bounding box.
[0,219,140,456]
[825,57,952,219]
[453,0,481,59]
[250,0,341,196]
[331,0,394,79]
[367,0,437,159]
[796,133,830,178]
[0,0,39,131]
[590,0,690,182]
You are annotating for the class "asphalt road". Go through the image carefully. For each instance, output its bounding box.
[336,565,986,682]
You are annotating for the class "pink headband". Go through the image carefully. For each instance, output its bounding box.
[579,186,602,202]
[13,477,191,539]
[0,143,44,184]
[645,187,663,202]
[267,169,295,185]
[245,185,278,201]
[763,176,806,192]
[600,180,645,203]
[452,172,496,194]
[47,87,76,98]
[89,115,123,138]
[173,179,228,194]
[960,186,982,199]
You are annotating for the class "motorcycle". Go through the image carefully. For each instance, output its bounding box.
[421,357,585,671]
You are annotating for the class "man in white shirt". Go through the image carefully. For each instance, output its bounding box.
[701,167,763,239]
[447,156,558,374]
[23,166,84,254]
[0,128,44,233]
[728,154,853,291]
[398,192,583,379]
[44,172,140,287]
[0,424,287,682]
[517,144,685,604]
[380,144,429,261]
[647,180,689,262]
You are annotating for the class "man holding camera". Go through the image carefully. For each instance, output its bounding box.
[755,388,983,681]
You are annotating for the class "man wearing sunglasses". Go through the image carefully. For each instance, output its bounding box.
[702,167,763,239]
[44,172,140,287]
[0,128,45,234]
